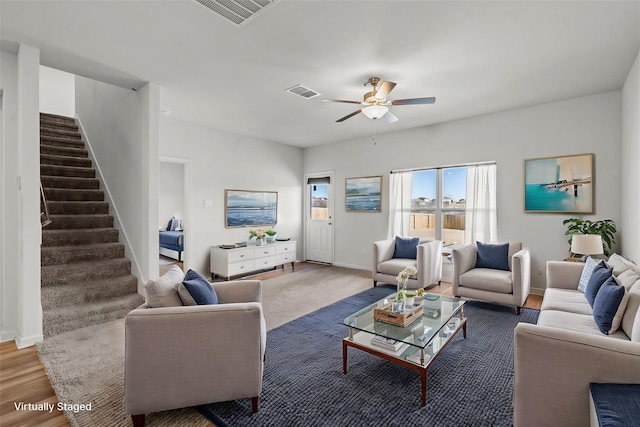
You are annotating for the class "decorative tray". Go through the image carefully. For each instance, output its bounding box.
[373,302,423,327]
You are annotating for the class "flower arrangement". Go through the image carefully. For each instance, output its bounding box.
[396,265,418,283]
[249,229,267,240]
[396,265,418,308]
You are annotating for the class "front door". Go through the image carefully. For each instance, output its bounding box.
[305,173,333,264]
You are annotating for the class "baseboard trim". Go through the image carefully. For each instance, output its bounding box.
[16,333,44,349]
[530,287,545,296]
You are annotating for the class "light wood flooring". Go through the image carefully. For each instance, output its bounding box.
[0,262,542,427]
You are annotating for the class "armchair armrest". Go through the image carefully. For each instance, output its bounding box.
[211,279,262,304]
[125,303,266,415]
[511,248,531,305]
[452,245,477,292]
[417,240,443,286]
[514,323,640,427]
[373,239,395,265]
[546,260,584,290]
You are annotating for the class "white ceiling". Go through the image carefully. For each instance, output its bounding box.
[1,0,638,148]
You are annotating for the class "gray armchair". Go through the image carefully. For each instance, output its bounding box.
[125,280,266,427]
[452,242,530,314]
[373,238,443,289]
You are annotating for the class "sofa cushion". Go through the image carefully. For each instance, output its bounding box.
[393,236,420,259]
[459,268,513,294]
[578,257,604,293]
[606,253,639,276]
[592,277,629,334]
[377,258,417,277]
[614,269,640,292]
[178,269,219,305]
[541,288,592,315]
[144,265,185,308]
[585,263,613,307]
[622,286,640,342]
[537,310,630,340]
[475,242,510,271]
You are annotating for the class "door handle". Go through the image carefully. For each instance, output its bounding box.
[328,223,332,225]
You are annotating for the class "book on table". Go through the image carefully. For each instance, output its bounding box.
[370,335,404,351]
[406,352,431,365]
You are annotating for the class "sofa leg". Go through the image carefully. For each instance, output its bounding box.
[131,414,145,427]
[373,280,377,287]
[516,306,521,315]
[251,396,259,413]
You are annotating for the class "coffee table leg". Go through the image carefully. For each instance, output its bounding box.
[421,370,427,406]
[342,340,348,374]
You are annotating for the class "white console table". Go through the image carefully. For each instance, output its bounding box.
[210,240,297,280]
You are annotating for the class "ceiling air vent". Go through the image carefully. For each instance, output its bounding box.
[194,0,278,26]
[286,84,321,99]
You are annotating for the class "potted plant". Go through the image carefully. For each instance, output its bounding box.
[265,229,277,243]
[563,218,617,257]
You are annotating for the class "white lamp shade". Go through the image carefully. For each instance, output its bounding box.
[570,234,604,255]
[362,105,389,120]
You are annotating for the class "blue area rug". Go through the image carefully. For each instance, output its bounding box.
[198,286,539,427]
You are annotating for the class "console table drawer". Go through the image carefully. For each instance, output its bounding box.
[255,256,276,269]
[228,248,254,263]
[255,246,276,257]
[228,260,255,276]
[276,253,295,265]
[276,243,296,254]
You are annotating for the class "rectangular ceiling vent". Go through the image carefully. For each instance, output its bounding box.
[194,0,278,26]
[286,84,321,99]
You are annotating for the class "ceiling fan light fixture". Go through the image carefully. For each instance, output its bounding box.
[362,105,388,120]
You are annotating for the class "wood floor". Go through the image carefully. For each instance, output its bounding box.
[0,262,542,427]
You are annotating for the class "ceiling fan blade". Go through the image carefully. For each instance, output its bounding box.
[383,111,399,123]
[375,81,397,99]
[322,98,363,105]
[391,97,436,106]
[336,109,362,122]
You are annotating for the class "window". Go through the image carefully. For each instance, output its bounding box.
[310,183,329,220]
[409,167,467,245]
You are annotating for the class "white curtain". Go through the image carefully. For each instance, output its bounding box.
[387,171,413,239]
[464,164,497,244]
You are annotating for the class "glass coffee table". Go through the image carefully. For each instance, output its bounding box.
[342,293,467,406]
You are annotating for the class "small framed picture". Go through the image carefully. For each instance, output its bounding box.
[524,153,594,213]
[345,176,382,212]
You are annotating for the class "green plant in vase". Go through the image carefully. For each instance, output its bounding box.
[563,218,617,257]
[265,229,277,243]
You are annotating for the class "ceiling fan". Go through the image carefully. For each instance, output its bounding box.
[323,77,436,123]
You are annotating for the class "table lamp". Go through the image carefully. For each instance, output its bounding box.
[570,234,603,261]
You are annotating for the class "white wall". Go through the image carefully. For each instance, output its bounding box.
[0,45,43,346]
[621,50,640,264]
[1,48,20,342]
[304,91,623,292]
[75,77,160,290]
[159,115,303,277]
[39,65,75,117]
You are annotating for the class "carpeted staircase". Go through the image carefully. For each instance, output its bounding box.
[40,112,144,338]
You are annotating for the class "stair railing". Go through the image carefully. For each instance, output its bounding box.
[40,182,52,227]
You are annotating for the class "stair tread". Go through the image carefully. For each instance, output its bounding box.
[41,242,124,251]
[41,257,130,269]
[45,292,143,314]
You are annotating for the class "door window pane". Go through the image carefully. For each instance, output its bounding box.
[310,184,328,220]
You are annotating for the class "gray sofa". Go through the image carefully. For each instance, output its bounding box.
[514,255,640,427]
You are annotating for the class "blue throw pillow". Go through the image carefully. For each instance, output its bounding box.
[585,263,613,307]
[592,277,626,334]
[578,257,604,293]
[182,269,218,305]
[475,242,510,271]
[393,236,420,259]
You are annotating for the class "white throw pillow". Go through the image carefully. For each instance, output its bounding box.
[145,265,185,307]
[578,257,601,293]
[615,269,640,292]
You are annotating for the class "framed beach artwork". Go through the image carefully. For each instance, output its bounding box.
[524,153,594,213]
[345,176,382,212]
[225,189,277,227]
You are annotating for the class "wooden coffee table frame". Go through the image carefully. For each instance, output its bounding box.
[342,306,467,407]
